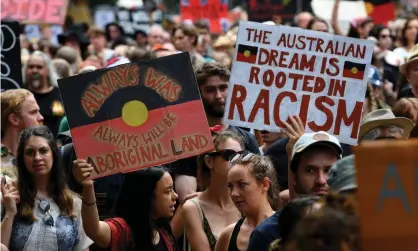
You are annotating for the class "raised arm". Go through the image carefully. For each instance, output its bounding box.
[73,160,111,249]
[0,180,19,248]
[331,0,344,36]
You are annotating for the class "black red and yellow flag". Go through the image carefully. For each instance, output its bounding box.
[58,53,214,179]
[364,0,395,25]
[236,44,258,64]
[342,61,366,80]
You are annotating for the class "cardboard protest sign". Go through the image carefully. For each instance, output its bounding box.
[1,21,23,91]
[116,7,162,36]
[223,21,374,145]
[1,0,69,25]
[354,140,418,251]
[180,0,229,34]
[58,53,214,179]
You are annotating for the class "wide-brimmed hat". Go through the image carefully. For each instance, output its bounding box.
[400,43,418,74]
[359,109,415,139]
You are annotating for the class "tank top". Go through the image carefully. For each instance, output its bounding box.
[227,218,245,251]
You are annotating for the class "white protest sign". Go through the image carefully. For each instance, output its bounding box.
[223,21,374,145]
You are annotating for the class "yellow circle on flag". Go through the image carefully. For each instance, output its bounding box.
[244,50,251,57]
[351,67,358,74]
[121,100,148,127]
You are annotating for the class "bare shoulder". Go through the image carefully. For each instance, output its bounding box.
[182,198,200,219]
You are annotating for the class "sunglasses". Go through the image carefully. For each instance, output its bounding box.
[39,199,54,227]
[230,151,254,164]
[207,149,244,161]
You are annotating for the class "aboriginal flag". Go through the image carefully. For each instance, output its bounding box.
[58,53,213,179]
[364,0,395,25]
[236,44,258,64]
[342,61,366,80]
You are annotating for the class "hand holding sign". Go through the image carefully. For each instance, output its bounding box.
[72,159,94,187]
[282,115,305,157]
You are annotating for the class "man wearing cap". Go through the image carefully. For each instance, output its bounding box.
[400,44,418,97]
[247,130,342,251]
[359,109,415,141]
[289,131,342,196]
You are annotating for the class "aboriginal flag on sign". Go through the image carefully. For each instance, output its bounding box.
[236,44,258,64]
[58,53,213,179]
[342,61,366,80]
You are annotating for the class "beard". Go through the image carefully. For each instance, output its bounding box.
[27,73,43,89]
[202,98,225,118]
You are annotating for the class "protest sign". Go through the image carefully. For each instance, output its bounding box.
[248,0,313,23]
[58,53,213,179]
[180,0,229,34]
[223,21,374,145]
[354,140,418,251]
[115,7,162,36]
[1,21,22,91]
[1,0,69,25]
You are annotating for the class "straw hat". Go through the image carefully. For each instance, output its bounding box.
[359,109,415,139]
[213,36,233,49]
[400,43,418,74]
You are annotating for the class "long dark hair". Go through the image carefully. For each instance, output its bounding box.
[16,125,74,220]
[401,17,418,47]
[114,166,170,251]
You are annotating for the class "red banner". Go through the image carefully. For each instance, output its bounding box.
[1,0,69,25]
[180,0,228,34]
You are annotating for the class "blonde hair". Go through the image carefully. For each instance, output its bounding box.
[1,89,32,135]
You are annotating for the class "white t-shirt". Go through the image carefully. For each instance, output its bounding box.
[393,47,409,61]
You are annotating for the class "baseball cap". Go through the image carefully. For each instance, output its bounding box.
[327,155,356,192]
[291,131,343,161]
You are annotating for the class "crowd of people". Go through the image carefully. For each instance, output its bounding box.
[1,2,418,251]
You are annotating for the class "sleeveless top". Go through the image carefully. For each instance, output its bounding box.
[227,218,245,251]
[185,198,218,251]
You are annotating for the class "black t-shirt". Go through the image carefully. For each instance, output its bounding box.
[32,87,65,136]
[168,126,260,177]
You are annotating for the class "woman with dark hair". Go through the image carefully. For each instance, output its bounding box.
[371,25,393,54]
[0,125,92,250]
[394,17,418,60]
[214,154,278,251]
[347,17,374,39]
[182,131,243,251]
[306,17,329,33]
[73,165,178,251]
[270,196,321,251]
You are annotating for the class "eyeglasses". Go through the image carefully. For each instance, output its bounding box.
[39,199,54,227]
[230,151,254,164]
[207,149,244,161]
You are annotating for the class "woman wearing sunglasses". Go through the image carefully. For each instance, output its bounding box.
[73,165,178,251]
[214,153,278,251]
[182,131,243,251]
[0,126,93,251]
